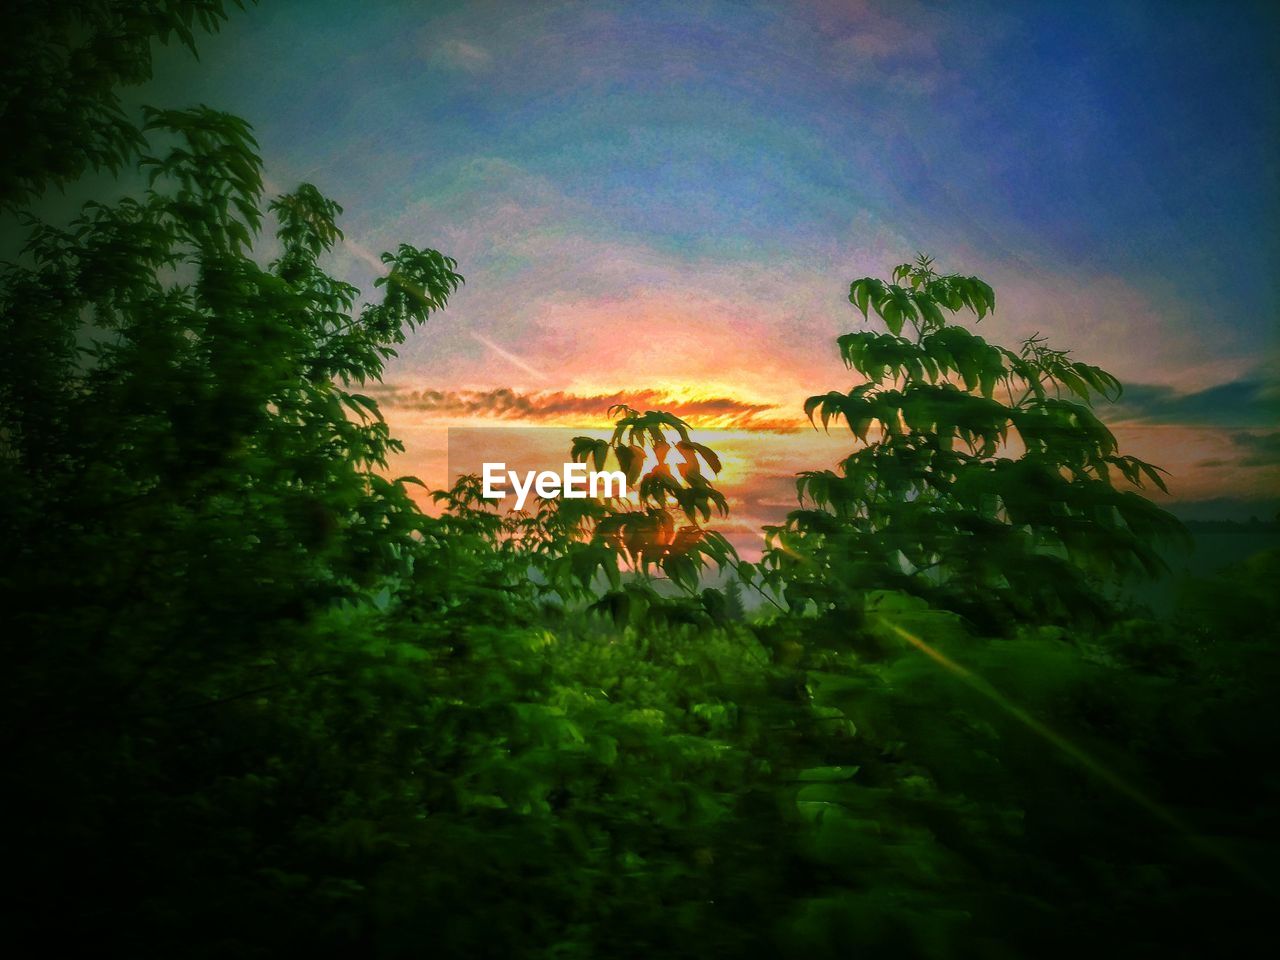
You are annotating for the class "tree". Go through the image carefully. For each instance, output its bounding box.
[0,0,252,210]
[2,105,461,731]
[723,576,747,622]
[758,255,1187,635]
[0,103,465,941]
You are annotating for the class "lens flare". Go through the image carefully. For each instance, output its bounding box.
[874,614,1275,896]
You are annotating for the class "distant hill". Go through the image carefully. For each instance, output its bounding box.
[1125,518,1280,617]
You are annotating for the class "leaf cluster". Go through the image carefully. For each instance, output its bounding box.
[764,256,1186,634]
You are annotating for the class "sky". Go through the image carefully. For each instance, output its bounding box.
[140,0,1279,536]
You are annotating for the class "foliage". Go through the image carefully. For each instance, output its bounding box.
[2,104,460,733]
[0,0,252,209]
[2,10,1276,959]
[762,254,1188,636]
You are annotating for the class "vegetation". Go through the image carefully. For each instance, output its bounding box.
[2,6,1276,957]
[764,254,1188,636]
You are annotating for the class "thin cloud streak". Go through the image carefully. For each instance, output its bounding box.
[468,332,550,382]
[341,232,551,382]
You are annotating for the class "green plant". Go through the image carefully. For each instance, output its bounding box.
[0,0,252,209]
[3,6,1274,953]
[760,255,1188,635]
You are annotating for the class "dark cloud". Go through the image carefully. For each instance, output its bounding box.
[371,385,800,430]
[1110,378,1279,428]
[1230,431,1280,467]
[1194,431,1280,470]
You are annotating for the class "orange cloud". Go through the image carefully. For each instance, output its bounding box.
[370,384,803,431]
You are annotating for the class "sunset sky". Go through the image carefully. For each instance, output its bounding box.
[140,0,1278,537]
